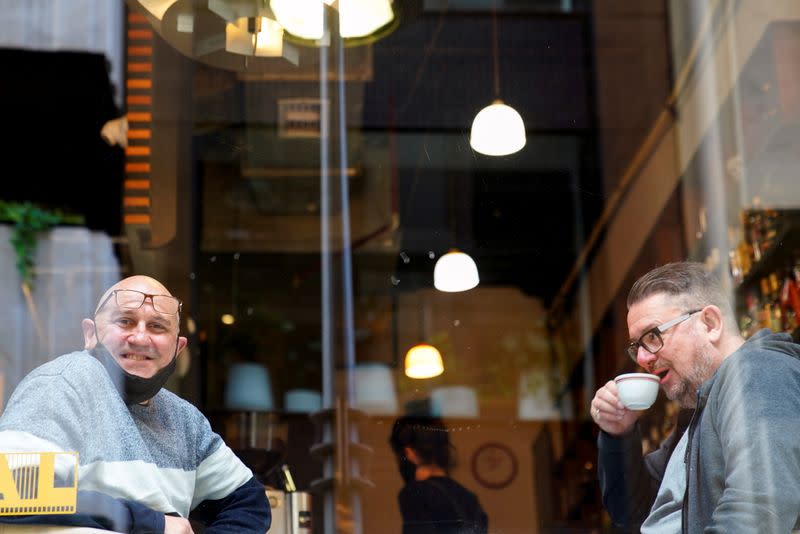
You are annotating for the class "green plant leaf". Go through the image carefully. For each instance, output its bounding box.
[0,200,86,291]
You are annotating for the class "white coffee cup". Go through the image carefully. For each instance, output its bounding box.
[614,373,659,410]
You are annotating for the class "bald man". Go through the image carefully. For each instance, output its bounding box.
[0,276,270,534]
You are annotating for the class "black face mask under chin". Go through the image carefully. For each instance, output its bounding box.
[90,337,177,405]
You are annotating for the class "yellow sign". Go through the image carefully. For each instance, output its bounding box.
[0,452,78,515]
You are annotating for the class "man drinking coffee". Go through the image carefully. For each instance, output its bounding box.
[591,261,800,533]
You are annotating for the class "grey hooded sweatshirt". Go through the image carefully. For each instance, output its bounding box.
[598,329,800,533]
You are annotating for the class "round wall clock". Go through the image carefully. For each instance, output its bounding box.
[470,442,518,489]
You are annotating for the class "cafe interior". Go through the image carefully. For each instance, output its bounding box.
[2,0,800,532]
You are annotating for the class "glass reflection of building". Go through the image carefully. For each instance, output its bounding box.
[1,0,800,532]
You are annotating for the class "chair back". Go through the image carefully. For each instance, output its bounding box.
[0,452,79,516]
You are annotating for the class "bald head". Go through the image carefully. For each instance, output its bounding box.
[83,275,187,379]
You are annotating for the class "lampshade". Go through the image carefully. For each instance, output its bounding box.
[469,99,526,156]
[404,343,444,379]
[226,16,285,57]
[138,0,179,20]
[225,363,274,411]
[431,386,479,418]
[271,0,396,42]
[270,0,324,41]
[339,0,395,39]
[353,362,398,415]
[284,388,322,413]
[208,0,260,21]
[433,249,479,292]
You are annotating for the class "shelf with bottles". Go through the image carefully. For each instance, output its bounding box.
[737,269,800,340]
[729,209,800,290]
[730,209,800,340]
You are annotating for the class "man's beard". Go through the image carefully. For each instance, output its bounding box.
[664,342,715,408]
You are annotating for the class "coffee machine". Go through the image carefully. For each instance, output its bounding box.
[265,488,312,534]
[220,411,312,533]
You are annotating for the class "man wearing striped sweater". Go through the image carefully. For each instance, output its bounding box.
[0,275,270,534]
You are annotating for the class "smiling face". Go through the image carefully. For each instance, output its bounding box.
[82,276,187,379]
[627,293,718,408]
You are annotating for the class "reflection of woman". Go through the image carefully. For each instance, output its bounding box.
[389,416,488,534]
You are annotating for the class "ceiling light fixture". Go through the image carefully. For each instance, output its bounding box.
[469,2,525,156]
[128,0,413,73]
[404,294,444,379]
[208,0,260,21]
[404,343,443,379]
[338,0,395,39]
[270,0,398,44]
[226,16,285,57]
[433,174,479,293]
[433,250,479,292]
[269,0,324,41]
[137,0,179,20]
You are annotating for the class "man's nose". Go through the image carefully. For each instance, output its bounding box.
[127,323,150,342]
[636,347,657,369]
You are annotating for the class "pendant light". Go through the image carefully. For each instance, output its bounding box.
[469,2,525,157]
[128,0,407,75]
[433,249,479,292]
[433,175,480,293]
[405,343,443,379]
[404,294,444,379]
[270,0,397,43]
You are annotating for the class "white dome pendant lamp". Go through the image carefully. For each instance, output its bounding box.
[433,249,479,292]
[433,175,479,293]
[469,2,525,157]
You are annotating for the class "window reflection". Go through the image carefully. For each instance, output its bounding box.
[2,0,799,532]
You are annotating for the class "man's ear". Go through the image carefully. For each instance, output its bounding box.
[699,305,723,344]
[177,336,188,355]
[81,318,98,350]
[404,446,421,466]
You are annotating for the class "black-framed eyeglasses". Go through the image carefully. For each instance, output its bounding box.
[625,309,702,362]
[95,289,182,316]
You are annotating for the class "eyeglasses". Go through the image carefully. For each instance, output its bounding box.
[625,309,702,362]
[96,289,182,316]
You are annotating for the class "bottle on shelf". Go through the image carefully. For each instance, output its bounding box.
[781,256,800,335]
[739,291,760,339]
[757,277,772,331]
[760,209,780,254]
[767,273,783,332]
[748,211,764,263]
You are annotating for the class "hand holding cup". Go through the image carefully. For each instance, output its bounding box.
[590,373,659,436]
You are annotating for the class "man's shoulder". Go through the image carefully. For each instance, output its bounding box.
[24,351,103,384]
[708,336,800,408]
[4,351,109,411]
[719,340,800,380]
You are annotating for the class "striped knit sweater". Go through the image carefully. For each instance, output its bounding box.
[0,351,269,533]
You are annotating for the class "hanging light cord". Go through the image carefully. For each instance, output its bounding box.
[492,1,500,98]
[448,173,457,249]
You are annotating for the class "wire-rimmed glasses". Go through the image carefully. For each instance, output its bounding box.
[96,289,182,316]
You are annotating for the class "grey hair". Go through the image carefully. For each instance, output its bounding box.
[627,262,738,331]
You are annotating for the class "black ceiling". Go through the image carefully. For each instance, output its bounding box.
[367,10,602,304]
[363,12,593,131]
